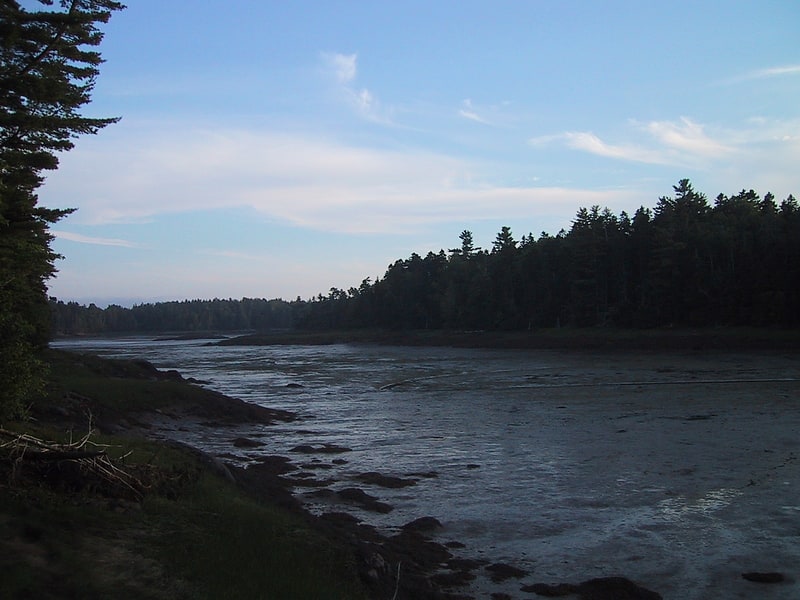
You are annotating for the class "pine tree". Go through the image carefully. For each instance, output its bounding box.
[0,0,124,419]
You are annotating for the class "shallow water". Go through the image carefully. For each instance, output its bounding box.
[52,337,800,599]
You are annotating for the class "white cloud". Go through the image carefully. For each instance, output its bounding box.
[643,117,733,157]
[562,131,668,164]
[40,123,633,235]
[322,52,357,84]
[754,64,800,78]
[321,51,393,124]
[459,99,491,125]
[54,231,138,247]
[723,64,800,84]
[533,117,734,167]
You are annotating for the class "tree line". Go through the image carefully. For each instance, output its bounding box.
[52,179,800,336]
[296,179,800,331]
[51,297,295,334]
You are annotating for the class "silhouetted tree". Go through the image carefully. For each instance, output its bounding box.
[1,0,124,418]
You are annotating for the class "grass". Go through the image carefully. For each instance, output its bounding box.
[0,349,367,600]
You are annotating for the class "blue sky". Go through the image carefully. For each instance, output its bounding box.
[40,0,800,306]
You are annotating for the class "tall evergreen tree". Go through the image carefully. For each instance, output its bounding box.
[0,0,124,419]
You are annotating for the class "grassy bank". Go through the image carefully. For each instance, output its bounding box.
[1,350,367,600]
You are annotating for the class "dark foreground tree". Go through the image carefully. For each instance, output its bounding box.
[0,0,124,419]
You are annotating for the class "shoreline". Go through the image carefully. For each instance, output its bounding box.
[30,342,800,598]
[216,326,800,353]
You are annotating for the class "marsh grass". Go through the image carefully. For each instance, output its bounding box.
[0,349,366,600]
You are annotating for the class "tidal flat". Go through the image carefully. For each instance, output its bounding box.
[49,335,800,599]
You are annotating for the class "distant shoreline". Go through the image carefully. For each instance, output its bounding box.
[215,326,800,352]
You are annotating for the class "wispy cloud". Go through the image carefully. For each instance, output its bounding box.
[54,231,138,247]
[533,117,734,167]
[719,63,800,85]
[562,132,668,164]
[642,117,733,157]
[321,52,391,124]
[323,52,357,84]
[459,99,491,125]
[41,123,634,235]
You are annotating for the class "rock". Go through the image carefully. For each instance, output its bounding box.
[356,471,417,488]
[407,470,439,478]
[249,455,296,475]
[337,487,393,513]
[742,572,785,583]
[402,516,443,532]
[290,444,316,454]
[524,576,662,599]
[285,382,303,388]
[578,577,662,599]
[232,436,263,448]
[389,530,453,567]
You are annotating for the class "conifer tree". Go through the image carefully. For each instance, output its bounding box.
[0,0,124,419]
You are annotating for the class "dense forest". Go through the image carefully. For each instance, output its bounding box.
[51,179,800,335]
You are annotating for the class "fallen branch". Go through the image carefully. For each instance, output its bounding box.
[0,424,146,501]
[21,449,107,461]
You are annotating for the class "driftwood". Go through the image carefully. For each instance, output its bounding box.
[0,423,145,501]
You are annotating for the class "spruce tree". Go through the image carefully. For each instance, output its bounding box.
[0,0,124,419]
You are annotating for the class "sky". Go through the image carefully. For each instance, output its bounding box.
[38,0,800,306]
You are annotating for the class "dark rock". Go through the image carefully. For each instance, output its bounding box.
[491,594,513,600]
[356,471,417,488]
[290,444,316,454]
[407,470,439,478]
[578,577,662,599]
[390,530,453,567]
[232,436,263,448]
[485,562,528,582]
[285,382,304,388]
[161,369,184,380]
[250,455,296,475]
[337,487,393,513]
[522,582,577,596]
[524,576,662,599]
[402,516,443,532]
[742,572,785,583]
